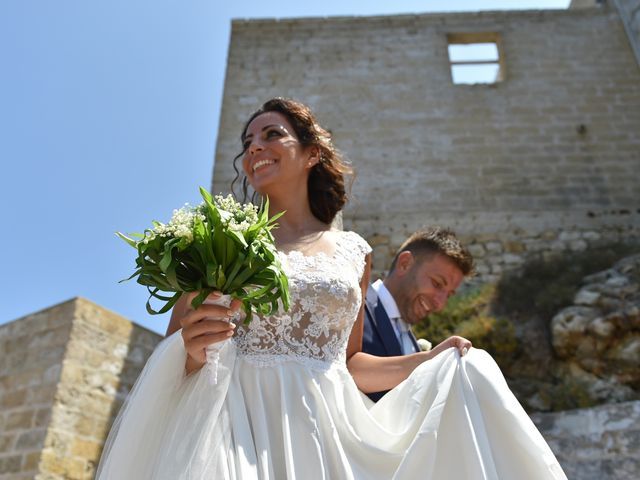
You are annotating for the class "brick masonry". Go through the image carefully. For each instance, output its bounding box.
[0,299,161,480]
[614,0,640,65]
[212,5,640,279]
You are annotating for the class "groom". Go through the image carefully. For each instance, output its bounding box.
[362,226,475,402]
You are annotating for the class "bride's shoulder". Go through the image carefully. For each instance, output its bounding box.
[331,230,372,256]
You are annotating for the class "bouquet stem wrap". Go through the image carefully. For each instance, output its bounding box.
[203,294,240,385]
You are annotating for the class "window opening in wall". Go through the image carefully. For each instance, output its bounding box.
[447,33,504,85]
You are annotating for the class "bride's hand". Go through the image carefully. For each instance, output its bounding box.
[430,335,472,358]
[180,292,242,368]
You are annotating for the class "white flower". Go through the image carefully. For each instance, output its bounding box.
[417,338,432,352]
[214,194,259,232]
[148,204,205,243]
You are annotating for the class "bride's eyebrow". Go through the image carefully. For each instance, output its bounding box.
[244,124,286,140]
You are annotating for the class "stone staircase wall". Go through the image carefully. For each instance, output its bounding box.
[532,400,640,480]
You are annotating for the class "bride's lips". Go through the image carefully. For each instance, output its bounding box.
[252,158,276,173]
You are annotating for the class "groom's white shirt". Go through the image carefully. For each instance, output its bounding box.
[371,279,416,353]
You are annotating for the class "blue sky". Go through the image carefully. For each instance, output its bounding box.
[1,0,570,335]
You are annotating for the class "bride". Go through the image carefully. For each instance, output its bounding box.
[96,98,566,479]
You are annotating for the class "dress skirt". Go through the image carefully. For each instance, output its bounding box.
[96,333,566,479]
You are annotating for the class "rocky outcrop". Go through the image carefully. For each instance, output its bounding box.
[532,399,640,480]
[551,254,640,404]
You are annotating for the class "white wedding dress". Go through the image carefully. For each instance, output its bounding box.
[96,231,566,479]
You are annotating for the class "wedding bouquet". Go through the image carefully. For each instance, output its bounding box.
[117,187,290,322]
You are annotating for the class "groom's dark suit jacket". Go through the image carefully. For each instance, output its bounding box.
[362,286,419,402]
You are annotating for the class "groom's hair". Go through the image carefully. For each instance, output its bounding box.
[389,226,475,276]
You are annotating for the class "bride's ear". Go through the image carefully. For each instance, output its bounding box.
[305,147,321,169]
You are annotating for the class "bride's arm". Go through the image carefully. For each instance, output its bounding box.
[166,295,190,336]
[346,254,471,394]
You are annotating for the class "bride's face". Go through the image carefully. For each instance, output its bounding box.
[241,112,315,194]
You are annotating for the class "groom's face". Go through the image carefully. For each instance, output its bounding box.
[391,252,464,325]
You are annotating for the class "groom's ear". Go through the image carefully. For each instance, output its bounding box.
[394,251,415,276]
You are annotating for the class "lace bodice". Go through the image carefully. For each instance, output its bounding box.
[233,231,371,369]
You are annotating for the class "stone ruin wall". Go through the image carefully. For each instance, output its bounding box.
[0,301,72,479]
[212,6,640,281]
[0,299,161,480]
[613,0,640,65]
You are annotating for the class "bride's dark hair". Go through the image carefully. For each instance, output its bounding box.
[231,97,353,225]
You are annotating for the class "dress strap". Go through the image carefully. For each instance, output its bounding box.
[335,231,372,280]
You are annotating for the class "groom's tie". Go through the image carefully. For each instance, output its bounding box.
[393,317,416,354]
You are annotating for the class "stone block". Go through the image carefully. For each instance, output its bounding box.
[26,385,57,404]
[502,253,524,265]
[485,242,503,254]
[569,239,588,251]
[0,455,22,474]
[467,243,486,258]
[504,240,526,253]
[575,289,601,306]
[70,439,102,460]
[587,317,615,338]
[0,433,15,451]
[552,306,600,356]
[6,410,34,431]
[609,336,640,363]
[72,414,97,438]
[366,233,390,247]
[549,241,566,252]
[15,430,45,451]
[581,230,601,241]
[33,408,50,428]
[38,450,66,476]
[73,414,111,440]
[23,451,41,472]
[1,390,27,409]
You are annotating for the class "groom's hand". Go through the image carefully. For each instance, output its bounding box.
[430,336,472,358]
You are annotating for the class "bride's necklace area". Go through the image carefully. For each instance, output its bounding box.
[275,229,334,257]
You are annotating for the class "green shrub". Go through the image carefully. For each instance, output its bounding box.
[413,284,518,365]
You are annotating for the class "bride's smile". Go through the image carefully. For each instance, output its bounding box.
[241,111,316,195]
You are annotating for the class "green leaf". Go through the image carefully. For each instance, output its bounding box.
[115,232,138,249]
[223,253,246,292]
[227,228,248,249]
[145,288,181,315]
[118,268,142,283]
[192,288,215,309]
[215,265,227,291]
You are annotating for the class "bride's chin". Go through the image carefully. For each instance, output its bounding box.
[248,181,269,194]
[249,177,282,195]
